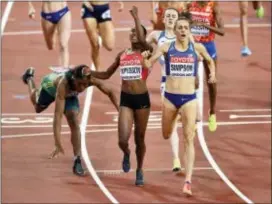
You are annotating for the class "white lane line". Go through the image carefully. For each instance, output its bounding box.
[3,23,271,36]
[220,109,271,112]
[197,62,253,204]
[96,167,213,174]
[230,114,271,119]
[1,120,271,129]
[79,38,118,203]
[1,1,14,36]
[1,121,271,137]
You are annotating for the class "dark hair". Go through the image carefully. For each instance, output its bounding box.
[65,64,90,90]
[174,11,193,29]
[179,11,192,23]
[71,64,90,79]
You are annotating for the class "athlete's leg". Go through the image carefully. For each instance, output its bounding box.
[65,110,81,157]
[239,1,252,56]
[203,58,217,132]
[22,67,45,113]
[252,1,264,18]
[179,99,197,196]
[41,18,57,50]
[134,107,150,186]
[161,83,181,171]
[57,11,71,68]
[162,97,179,140]
[118,106,134,172]
[64,97,85,176]
[170,117,181,171]
[98,21,115,51]
[82,18,100,69]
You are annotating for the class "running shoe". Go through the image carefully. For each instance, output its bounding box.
[241,46,252,57]
[172,158,181,172]
[122,152,130,173]
[256,6,264,18]
[208,113,217,132]
[135,169,144,186]
[73,156,85,176]
[22,67,35,84]
[183,181,192,196]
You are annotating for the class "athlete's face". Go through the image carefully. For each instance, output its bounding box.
[74,79,89,93]
[174,19,191,41]
[163,9,179,29]
[130,28,138,43]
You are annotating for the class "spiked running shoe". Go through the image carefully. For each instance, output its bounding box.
[172,158,181,172]
[241,46,252,57]
[256,6,264,18]
[135,169,144,186]
[22,67,35,84]
[208,113,217,132]
[73,156,85,176]
[122,153,130,173]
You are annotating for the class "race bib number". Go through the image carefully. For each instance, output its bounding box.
[170,63,195,77]
[120,66,142,80]
[191,25,210,36]
[101,9,111,19]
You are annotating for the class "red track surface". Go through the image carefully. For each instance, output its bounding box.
[2,2,271,203]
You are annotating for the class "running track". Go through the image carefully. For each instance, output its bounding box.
[1,2,271,203]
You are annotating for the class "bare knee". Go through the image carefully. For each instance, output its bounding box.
[134,132,145,147]
[118,139,128,148]
[240,3,248,16]
[65,111,79,129]
[59,43,68,53]
[183,130,195,146]
[91,40,100,53]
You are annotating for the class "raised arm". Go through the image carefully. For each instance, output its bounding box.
[90,51,123,79]
[194,43,216,83]
[50,78,66,158]
[130,6,153,52]
[150,1,158,26]
[90,77,119,111]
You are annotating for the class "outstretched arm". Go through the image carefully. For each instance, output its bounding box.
[91,77,119,111]
[90,51,123,79]
[194,43,216,83]
[50,78,66,158]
